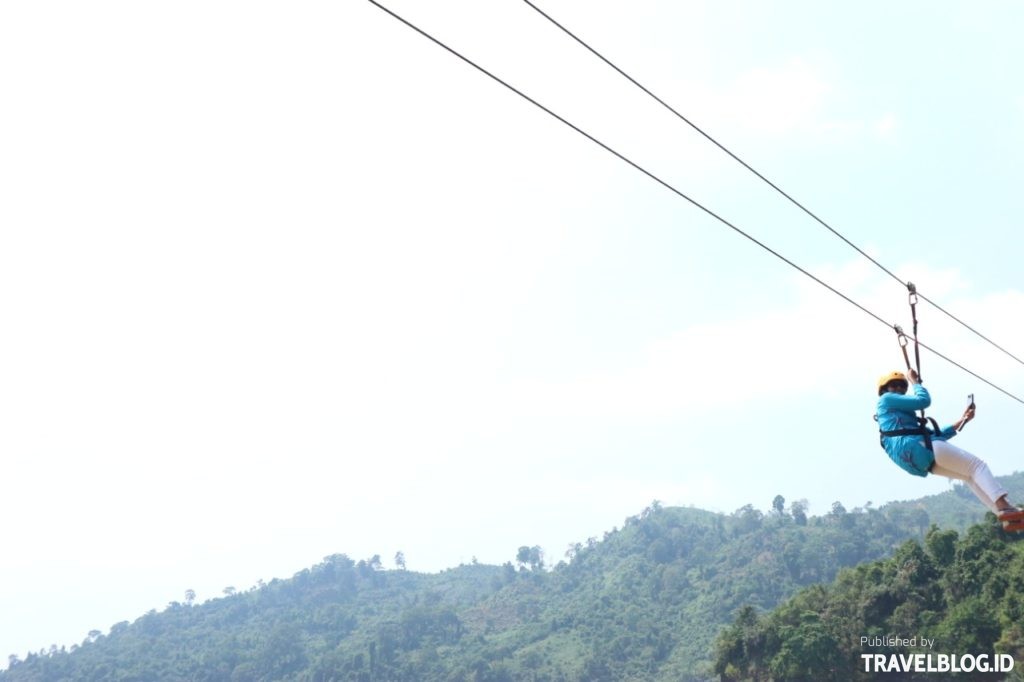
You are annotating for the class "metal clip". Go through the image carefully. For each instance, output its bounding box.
[894,325,909,347]
[907,281,918,306]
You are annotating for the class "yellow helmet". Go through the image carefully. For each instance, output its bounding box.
[877,371,907,395]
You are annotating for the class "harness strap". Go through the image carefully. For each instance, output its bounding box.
[880,428,927,437]
[878,416,941,452]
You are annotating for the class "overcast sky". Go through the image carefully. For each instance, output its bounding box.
[3,0,1024,663]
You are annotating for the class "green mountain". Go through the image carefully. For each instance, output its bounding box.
[713,518,1024,681]
[7,474,1024,682]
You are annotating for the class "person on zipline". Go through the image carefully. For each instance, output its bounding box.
[876,368,1024,526]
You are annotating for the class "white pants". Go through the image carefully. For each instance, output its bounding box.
[931,440,1008,513]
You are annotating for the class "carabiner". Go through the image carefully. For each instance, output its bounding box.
[907,281,918,307]
[894,325,909,348]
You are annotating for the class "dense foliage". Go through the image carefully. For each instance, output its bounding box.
[714,518,1024,681]
[6,474,1024,681]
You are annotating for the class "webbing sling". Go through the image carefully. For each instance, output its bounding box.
[880,283,975,450]
[908,282,921,381]
[896,282,928,424]
[879,282,938,452]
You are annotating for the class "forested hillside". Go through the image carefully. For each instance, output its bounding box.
[714,518,1024,681]
[6,474,1024,681]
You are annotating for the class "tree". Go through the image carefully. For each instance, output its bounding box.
[714,605,767,681]
[516,545,544,571]
[184,589,196,606]
[641,500,663,519]
[731,504,763,535]
[925,525,957,567]
[790,499,808,526]
[772,495,786,516]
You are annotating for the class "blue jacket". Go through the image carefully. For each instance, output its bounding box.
[876,384,957,477]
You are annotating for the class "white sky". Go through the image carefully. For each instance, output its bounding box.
[3,0,1024,662]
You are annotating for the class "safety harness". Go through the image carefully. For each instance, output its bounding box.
[878,416,942,452]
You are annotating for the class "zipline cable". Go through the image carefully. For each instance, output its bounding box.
[521,0,1024,371]
[365,0,1024,407]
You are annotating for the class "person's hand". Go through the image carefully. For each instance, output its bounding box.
[962,405,976,424]
[906,368,920,384]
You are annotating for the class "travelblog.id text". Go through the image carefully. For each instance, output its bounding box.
[860,635,1014,675]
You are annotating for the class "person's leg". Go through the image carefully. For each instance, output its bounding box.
[930,440,1011,514]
